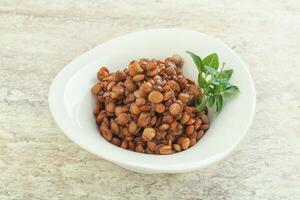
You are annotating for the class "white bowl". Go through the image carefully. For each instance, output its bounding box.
[48,29,255,174]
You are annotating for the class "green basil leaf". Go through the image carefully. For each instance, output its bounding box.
[196,96,207,112]
[215,95,223,112]
[208,95,215,107]
[203,53,219,69]
[213,83,228,95]
[198,73,207,89]
[211,78,220,86]
[211,74,220,85]
[186,51,204,73]
[224,85,239,95]
[219,78,229,85]
[204,65,218,76]
[219,69,233,81]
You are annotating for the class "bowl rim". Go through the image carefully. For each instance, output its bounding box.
[48,28,256,172]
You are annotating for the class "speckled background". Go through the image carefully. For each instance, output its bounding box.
[0,0,299,199]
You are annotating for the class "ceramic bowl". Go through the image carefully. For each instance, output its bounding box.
[48,29,256,174]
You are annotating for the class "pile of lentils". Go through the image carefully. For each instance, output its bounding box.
[91,55,209,155]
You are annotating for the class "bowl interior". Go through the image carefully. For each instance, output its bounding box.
[49,29,255,173]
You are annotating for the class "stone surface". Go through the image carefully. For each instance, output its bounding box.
[0,0,299,199]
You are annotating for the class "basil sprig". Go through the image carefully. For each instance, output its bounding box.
[186,51,239,113]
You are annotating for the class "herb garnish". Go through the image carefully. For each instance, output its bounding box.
[186,51,239,113]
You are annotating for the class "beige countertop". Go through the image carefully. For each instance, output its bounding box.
[0,0,299,199]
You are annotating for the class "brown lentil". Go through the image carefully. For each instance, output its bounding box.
[185,125,194,135]
[200,113,209,124]
[137,112,151,127]
[105,102,116,114]
[124,79,137,92]
[128,121,138,134]
[96,111,106,124]
[181,137,190,150]
[97,67,109,80]
[169,103,181,116]
[172,144,182,152]
[115,113,130,125]
[91,83,102,95]
[111,137,121,146]
[163,91,173,101]
[135,144,145,153]
[122,127,131,137]
[147,141,157,152]
[93,104,100,116]
[142,128,156,141]
[130,103,141,115]
[155,103,165,113]
[148,90,164,103]
[190,138,197,147]
[100,123,112,141]
[197,130,205,140]
[178,93,190,103]
[136,97,146,106]
[133,74,145,82]
[120,141,128,149]
[128,141,135,150]
[113,71,126,82]
[200,124,209,130]
[159,145,173,155]
[180,112,190,124]
[110,120,120,134]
